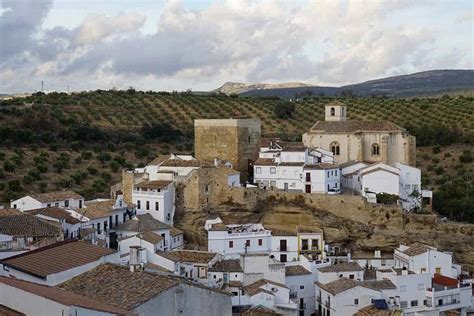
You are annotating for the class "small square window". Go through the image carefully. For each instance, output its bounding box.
[229,241,233,248]
[256,167,262,174]
[300,285,304,289]
[354,299,359,305]
[270,167,276,174]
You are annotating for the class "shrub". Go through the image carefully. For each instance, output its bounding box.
[23,175,34,185]
[8,180,22,192]
[434,166,444,175]
[3,160,15,172]
[273,101,295,119]
[376,193,398,205]
[81,151,93,160]
[87,166,98,175]
[38,182,47,192]
[459,150,472,163]
[36,163,48,173]
[432,157,440,164]
[432,145,441,154]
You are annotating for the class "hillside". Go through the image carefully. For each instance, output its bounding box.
[224,70,474,98]
[0,91,473,222]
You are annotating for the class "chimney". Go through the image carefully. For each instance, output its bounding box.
[374,250,381,258]
[129,246,146,272]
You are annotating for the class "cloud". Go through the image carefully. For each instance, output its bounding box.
[0,0,472,93]
[0,0,53,63]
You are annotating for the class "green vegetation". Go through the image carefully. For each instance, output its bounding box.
[1,91,473,222]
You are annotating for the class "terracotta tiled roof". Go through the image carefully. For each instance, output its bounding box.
[281,145,307,152]
[160,159,203,167]
[78,200,122,220]
[401,243,434,256]
[209,259,243,272]
[2,240,116,278]
[170,227,184,236]
[0,277,131,315]
[157,250,217,264]
[340,160,363,168]
[148,154,173,165]
[29,190,83,203]
[285,265,311,276]
[318,261,364,273]
[243,279,288,296]
[242,305,282,316]
[59,264,180,310]
[316,278,396,295]
[114,214,170,232]
[0,305,25,316]
[0,214,61,238]
[254,158,276,166]
[279,162,305,166]
[0,209,24,217]
[304,163,339,170]
[26,207,80,225]
[351,252,393,259]
[139,231,163,244]
[228,280,243,288]
[309,121,404,133]
[135,180,173,190]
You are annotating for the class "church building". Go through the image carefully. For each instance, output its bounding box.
[302,101,416,166]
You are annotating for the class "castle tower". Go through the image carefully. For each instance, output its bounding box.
[194,118,261,182]
[325,101,347,122]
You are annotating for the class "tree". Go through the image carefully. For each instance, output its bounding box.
[274,101,295,119]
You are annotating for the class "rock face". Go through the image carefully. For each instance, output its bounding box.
[174,191,474,271]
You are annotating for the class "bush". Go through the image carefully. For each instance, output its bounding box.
[3,160,15,172]
[81,151,93,160]
[87,166,98,175]
[36,163,48,173]
[23,175,34,185]
[274,101,295,119]
[434,166,444,175]
[376,193,399,205]
[432,157,440,164]
[8,180,22,192]
[432,145,441,154]
[459,150,472,163]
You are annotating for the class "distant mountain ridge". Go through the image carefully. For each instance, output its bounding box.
[214,70,474,98]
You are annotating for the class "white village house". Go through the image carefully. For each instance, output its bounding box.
[133,180,175,225]
[10,190,84,211]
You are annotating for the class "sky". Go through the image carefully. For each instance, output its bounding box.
[0,0,473,93]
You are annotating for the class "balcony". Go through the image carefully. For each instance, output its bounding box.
[300,246,321,254]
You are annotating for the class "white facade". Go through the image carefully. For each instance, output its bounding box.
[133,181,175,225]
[207,220,325,263]
[10,193,84,212]
[207,223,272,258]
[394,244,457,278]
[285,266,316,316]
[397,162,422,210]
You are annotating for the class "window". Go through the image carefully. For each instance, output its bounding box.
[335,170,337,176]
[13,204,17,209]
[213,275,217,279]
[354,299,359,305]
[205,185,209,192]
[229,241,233,248]
[435,267,441,274]
[146,201,150,210]
[411,300,418,307]
[270,181,276,187]
[327,171,330,178]
[248,135,251,143]
[245,240,250,247]
[270,167,276,174]
[400,301,408,308]
[349,274,354,279]
[330,107,335,116]
[47,203,51,207]
[104,221,108,232]
[55,202,59,207]
[300,285,304,289]
[97,223,101,234]
[137,200,141,209]
[155,202,159,211]
[256,167,262,174]
[330,142,340,156]
[258,239,263,246]
[372,143,380,156]
[64,200,69,207]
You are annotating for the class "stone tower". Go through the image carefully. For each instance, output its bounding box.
[325,101,347,122]
[194,118,261,182]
